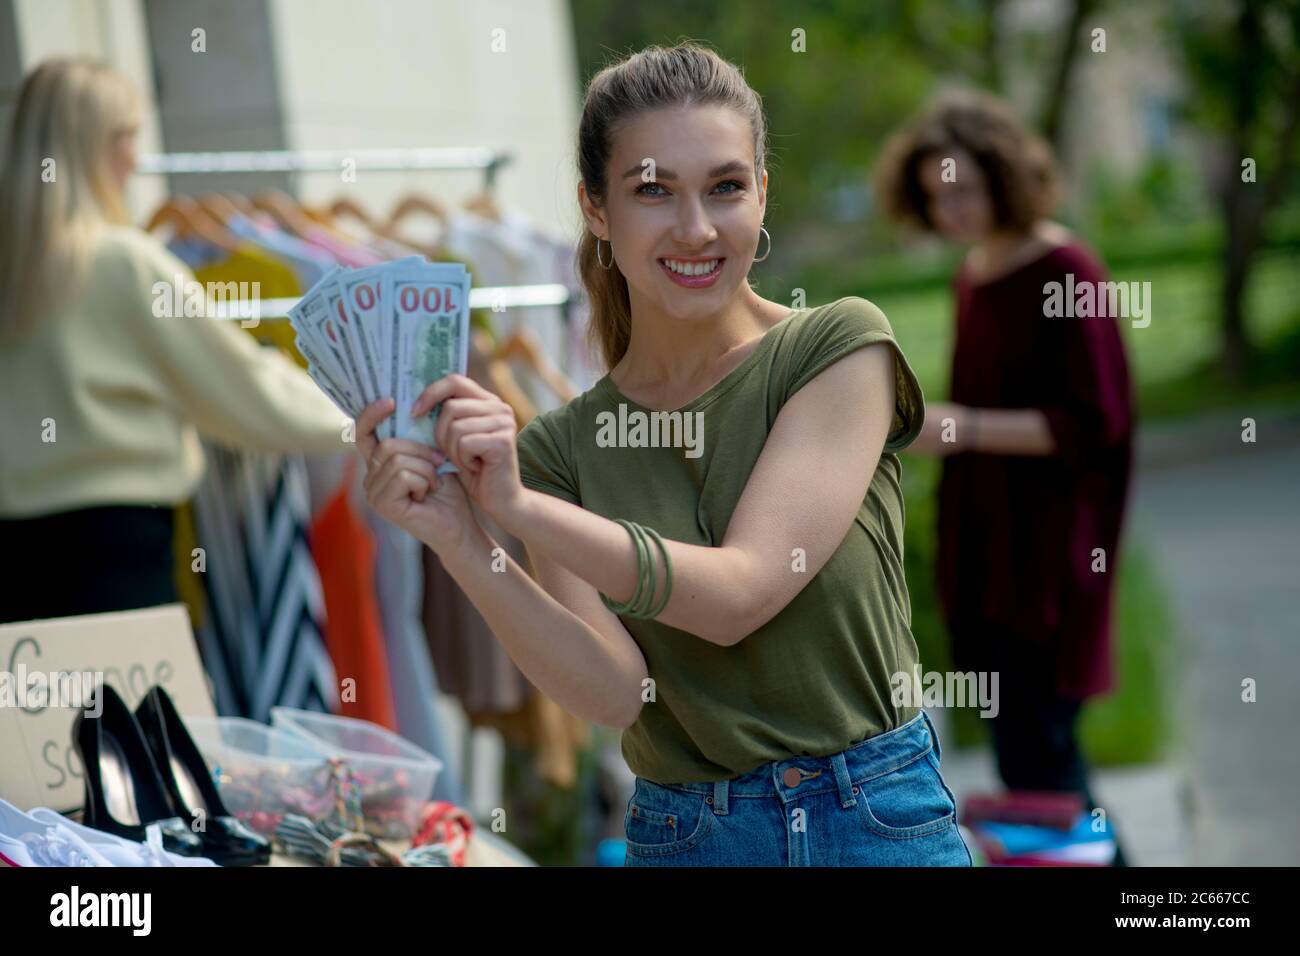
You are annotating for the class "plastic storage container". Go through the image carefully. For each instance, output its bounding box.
[186,716,335,835]
[269,707,442,840]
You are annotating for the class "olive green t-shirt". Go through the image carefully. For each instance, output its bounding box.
[515,296,926,784]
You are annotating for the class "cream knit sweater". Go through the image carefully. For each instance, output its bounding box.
[0,226,350,518]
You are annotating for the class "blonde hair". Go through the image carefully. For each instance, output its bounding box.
[0,58,140,342]
[576,43,767,371]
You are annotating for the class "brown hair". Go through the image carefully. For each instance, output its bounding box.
[576,43,767,370]
[874,89,1059,234]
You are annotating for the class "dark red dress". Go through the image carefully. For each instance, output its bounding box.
[937,242,1135,700]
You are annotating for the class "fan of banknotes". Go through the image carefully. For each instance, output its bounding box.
[289,257,470,471]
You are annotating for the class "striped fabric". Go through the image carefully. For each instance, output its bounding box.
[192,443,337,721]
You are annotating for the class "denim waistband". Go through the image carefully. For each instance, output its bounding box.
[656,711,938,814]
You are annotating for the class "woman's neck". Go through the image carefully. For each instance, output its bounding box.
[968,220,1072,283]
[613,284,788,401]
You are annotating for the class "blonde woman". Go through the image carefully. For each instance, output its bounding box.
[355,44,972,866]
[0,59,347,624]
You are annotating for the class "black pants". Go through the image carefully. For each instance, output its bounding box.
[960,623,1130,866]
[0,504,178,625]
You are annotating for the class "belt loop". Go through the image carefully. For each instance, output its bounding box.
[922,709,941,763]
[712,778,729,816]
[830,751,855,809]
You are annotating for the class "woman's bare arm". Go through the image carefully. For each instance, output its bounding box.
[424,518,649,728]
[967,407,1056,454]
[355,401,648,729]
[492,344,897,645]
[911,401,1055,456]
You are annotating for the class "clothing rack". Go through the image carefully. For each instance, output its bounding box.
[139,149,574,810]
[214,283,575,373]
[139,145,574,328]
[206,283,570,321]
[137,147,513,189]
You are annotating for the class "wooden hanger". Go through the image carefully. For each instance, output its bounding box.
[223,192,257,217]
[471,328,537,427]
[195,192,242,225]
[354,195,444,258]
[494,327,577,403]
[251,189,316,239]
[463,189,502,222]
[145,196,240,253]
[320,197,391,246]
[329,197,378,229]
[388,194,448,228]
[300,206,336,227]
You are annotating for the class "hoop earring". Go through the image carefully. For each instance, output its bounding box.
[752,226,772,263]
[595,237,613,269]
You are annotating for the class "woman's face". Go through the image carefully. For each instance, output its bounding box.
[917,147,994,243]
[108,124,140,192]
[580,104,766,322]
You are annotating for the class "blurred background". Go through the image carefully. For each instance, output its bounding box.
[3,0,1297,865]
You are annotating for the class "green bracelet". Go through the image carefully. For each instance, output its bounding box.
[599,519,674,620]
[638,524,674,620]
[601,519,651,616]
[630,521,654,614]
[629,519,653,615]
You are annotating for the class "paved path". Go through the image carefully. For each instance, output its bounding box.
[936,409,1300,866]
[1129,413,1300,865]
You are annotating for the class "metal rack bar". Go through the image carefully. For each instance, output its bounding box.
[206,282,570,320]
[136,147,512,187]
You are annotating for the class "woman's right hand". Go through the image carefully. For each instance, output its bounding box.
[355,397,477,554]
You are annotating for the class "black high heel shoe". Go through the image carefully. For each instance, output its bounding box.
[135,686,271,866]
[72,684,204,858]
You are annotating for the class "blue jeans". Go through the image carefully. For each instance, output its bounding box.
[623,711,973,866]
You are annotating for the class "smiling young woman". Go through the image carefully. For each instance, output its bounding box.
[354,43,971,867]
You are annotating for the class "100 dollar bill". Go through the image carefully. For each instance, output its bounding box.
[390,265,470,470]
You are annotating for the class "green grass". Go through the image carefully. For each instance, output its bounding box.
[1079,545,1175,766]
[772,240,1300,409]
[844,249,1300,765]
[852,248,1300,409]
[1140,308,1300,418]
[901,454,1174,764]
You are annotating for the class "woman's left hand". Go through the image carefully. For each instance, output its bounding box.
[355,398,478,555]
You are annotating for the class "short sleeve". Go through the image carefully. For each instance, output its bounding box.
[1038,252,1135,467]
[516,412,581,505]
[783,297,926,453]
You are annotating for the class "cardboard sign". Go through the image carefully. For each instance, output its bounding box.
[0,604,215,813]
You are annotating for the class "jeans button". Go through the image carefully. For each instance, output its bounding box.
[782,768,801,788]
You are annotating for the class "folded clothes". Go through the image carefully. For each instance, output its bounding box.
[972,811,1113,858]
[0,797,217,867]
[995,840,1117,866]
[962,790,1084,830]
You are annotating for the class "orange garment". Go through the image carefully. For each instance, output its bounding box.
[310,463,398,730]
